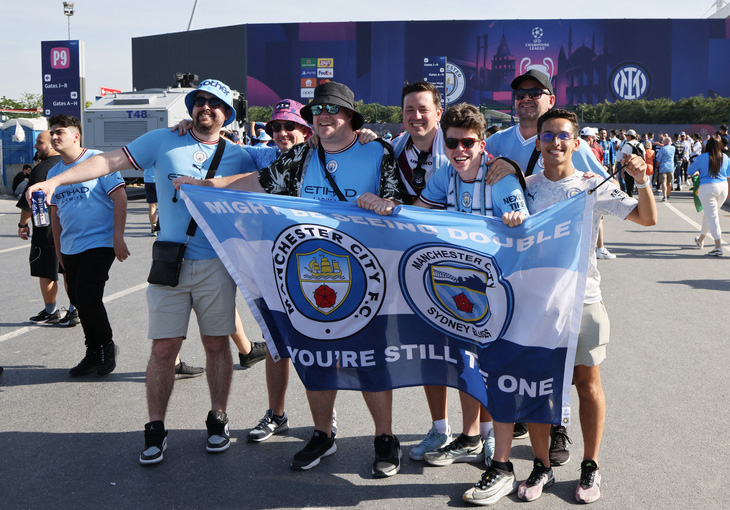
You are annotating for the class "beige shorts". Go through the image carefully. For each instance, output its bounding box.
[147,257,236,340]
[575,301,610,367]
[659,172,673,185]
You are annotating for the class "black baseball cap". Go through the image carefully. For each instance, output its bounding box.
[511,70,554,95]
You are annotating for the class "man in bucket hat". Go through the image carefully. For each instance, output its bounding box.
[174,81,407,477]
[28,79,260,465]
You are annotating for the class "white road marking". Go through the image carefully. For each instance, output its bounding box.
[0,282,148,344]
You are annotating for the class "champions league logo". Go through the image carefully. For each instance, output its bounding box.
[273,225,385,340]
[400,244,514,346]
[531,27,543,41]
[610,62,651,100]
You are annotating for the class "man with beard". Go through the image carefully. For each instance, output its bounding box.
[174,81,407,478]
[16,131,76,326]
[27,79,259,465]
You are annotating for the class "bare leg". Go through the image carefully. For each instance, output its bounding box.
[596,220,605,249]
[201,334,233,412]
[230,308,252,355]
[423,385,448,421]
[574,364,605,462]
[362,390,393,436]
[458,391,481,436]
[266,349,289,415]
[526,423,551,466]
[148,203,158,229]
[492,421,514,463]
[146,337,183,422]
[306,389,337,436]
[39,277,58,305]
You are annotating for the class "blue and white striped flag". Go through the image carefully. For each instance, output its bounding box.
[182,185,593,425]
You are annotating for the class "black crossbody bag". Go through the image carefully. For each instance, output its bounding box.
[147,140,225,286]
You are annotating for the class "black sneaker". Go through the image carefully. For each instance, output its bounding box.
[97,341,117,376]
[513,422,529,439]
[140,420,167,465]
[372,434,401,478]
[30,309,61,324]
[248,409,289,442]
[205,410,230,452]
[291,430,336,470]
[58,309,80,327]
[239,342,266,369]
[549,425,572,466]
[174,361,204,379]
[69,348,98,377]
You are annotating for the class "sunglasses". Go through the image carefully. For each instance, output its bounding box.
[444,137,479,150]
[192,96,225,109]
[270,121,298,133]
[514,88,550,101]
[538,131,575,143]
[310,104,340,116]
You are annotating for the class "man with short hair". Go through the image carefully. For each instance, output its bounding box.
[580,127,602,163]
[16,131,76,326]
[500,109,656,504]
[174,81,407,477]
[44,114,129,377]
[672,133,687,190]
[480,70,611,473]
[597,128,616,176]
[620,129,645,197]
[28,79,259,465]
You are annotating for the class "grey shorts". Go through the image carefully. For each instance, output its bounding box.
[575,301,610,367]
[146,257,236,340]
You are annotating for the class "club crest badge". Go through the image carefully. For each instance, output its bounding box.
[273,224,385,340]
[400,244,514,346]
[193,151,207,164]
[326,160,338,173]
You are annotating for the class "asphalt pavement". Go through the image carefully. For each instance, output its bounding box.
[0,188,728,510]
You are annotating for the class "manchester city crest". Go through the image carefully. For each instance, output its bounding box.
[193,150,207,164]
[326,160,339,173]
[399,244,514,346]
[273,224,385,340]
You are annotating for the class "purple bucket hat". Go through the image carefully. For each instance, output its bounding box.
[265,99,313,137]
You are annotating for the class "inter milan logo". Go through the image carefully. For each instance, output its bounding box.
[400,244,514,346]
[610,62,651,100]
[273,224,385,340]
[326,160,338,174]
[193,151,207,164]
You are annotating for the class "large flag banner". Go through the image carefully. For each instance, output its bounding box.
[182,186,593,425]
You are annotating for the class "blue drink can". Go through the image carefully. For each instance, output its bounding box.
[31,191,50,227]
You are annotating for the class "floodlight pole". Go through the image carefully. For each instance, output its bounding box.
[62,2,75,40]
[188,0,198,31]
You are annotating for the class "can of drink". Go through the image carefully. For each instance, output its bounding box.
[31,190,50,227]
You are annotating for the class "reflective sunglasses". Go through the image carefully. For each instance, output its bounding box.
[514,88,549,101]
[310,104,340,116]
[444,137,479,150]
[538,131,575,143]
[192,95,225,108]
[270,121,298,133]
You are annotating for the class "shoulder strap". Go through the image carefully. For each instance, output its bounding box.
[318,144,348,201]
[525,148,540,177]
[186,140,226,237]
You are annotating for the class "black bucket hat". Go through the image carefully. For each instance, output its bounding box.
[300,81,364,131]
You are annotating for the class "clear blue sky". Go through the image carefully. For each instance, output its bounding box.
[1,0,717,102]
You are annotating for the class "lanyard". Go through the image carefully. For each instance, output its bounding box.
[453,154,489,216]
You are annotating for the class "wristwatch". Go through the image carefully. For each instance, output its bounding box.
[18,223,28,228]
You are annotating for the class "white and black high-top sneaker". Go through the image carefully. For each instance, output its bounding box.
[140,421,168,465]
[205,410,230,452]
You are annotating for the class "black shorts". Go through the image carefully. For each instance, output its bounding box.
[145,182,158,204]
[29,245,63,280]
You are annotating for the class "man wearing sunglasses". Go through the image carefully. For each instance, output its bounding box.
[27,79,260,466]
[173,81,407,478]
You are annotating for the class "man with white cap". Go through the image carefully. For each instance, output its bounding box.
[28,79,259,465]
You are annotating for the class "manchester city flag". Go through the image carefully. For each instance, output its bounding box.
[181,185,594,425]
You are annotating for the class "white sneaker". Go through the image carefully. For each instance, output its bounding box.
[596,247,616,260]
